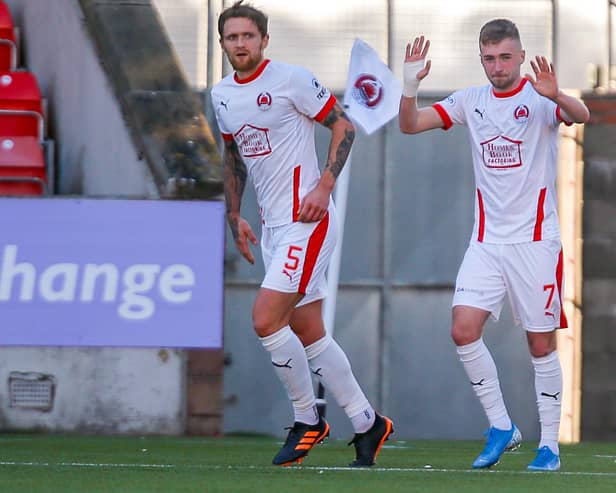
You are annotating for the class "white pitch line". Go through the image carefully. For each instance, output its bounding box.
[0,461,615,477]
[0,461,175,469]
[298,465,616,477]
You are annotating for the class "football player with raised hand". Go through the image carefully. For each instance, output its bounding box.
[399,19,589,471]
[212,1,393,467]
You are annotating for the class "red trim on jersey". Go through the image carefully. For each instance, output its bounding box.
[533,187,547,241]
[492,78,528,98]
[477,188,485,242]
[433,103,453,130]
[298,212,329,294]
[222,133,233,141]
[234,59,271,84]
[556,106,574,126]
[556,248,568,329]
[292,165,301,222]
[314,95,337,123]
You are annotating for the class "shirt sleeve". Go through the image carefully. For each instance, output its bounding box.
[539,96,573,128]
[433,89,468,130]
[556,106,574,127]
[210,89,233,140]
[287,65,337,122]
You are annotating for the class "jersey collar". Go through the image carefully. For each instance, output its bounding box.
[492,78,528,98]
[234,59,270,84]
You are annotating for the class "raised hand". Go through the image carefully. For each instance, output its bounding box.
[525,56,559,100]
[404,35,432,81]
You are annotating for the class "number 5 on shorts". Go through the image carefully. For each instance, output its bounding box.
[285,245,303,271]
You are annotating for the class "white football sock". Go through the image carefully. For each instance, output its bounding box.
[457,338,512,431]
[305,335,375,433]
[532,350,562,455]
[260,326,318,425]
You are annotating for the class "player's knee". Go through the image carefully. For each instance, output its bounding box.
[252,309,282,337]
[451,321,481,346]
[529,344,552,358]
[451,306,486,346]
[451,325,472,346]
[528,338,556,358]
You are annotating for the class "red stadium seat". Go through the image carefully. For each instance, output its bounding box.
[0,136,47,195]
[0,4,51,197]
[0,2,16,71]
[0,71,44,139]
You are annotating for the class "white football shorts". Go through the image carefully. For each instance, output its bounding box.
[452,238,567,332]
[261,203,337,307]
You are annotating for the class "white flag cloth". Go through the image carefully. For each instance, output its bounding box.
[343,38,402,135]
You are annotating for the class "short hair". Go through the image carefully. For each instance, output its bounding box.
[217,1,268,38]
[479,19,521,46]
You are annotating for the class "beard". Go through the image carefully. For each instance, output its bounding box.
[490,77,515,90]
[228,52,262,74]
[487,72,518,91]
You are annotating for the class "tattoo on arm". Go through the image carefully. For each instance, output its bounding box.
[325,128,353,178]
[322,104,350,127]
[322,105,355,179]
[223,139,247,240]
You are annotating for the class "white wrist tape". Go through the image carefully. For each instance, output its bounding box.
[402,60,424,97]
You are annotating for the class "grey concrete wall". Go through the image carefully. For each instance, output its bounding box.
[0,348,185,434]
[580,94,616,440]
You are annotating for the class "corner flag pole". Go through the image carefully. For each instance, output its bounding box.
[317,150,352,416]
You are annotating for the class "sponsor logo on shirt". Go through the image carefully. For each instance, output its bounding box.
[480,135,523,169]
[256,92,273,110]
[312,78,328,100]
[234,123,272,157]
[456,286,485,296]
[351,74,383,108]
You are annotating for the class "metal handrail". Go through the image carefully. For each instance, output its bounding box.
[0,38,17,70]
[0,175,47,194]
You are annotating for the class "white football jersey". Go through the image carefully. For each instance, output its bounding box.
[434,78,571,244]
[211,59,336,227]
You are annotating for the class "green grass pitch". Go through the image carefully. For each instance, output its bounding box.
[0,433,615,492]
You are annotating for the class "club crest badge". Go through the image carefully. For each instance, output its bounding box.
[351,74,384,109]
[256,92,273,110]
[514,104,530,123]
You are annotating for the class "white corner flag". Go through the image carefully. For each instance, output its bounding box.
[343,38,402,135]
[322,39,400,335]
